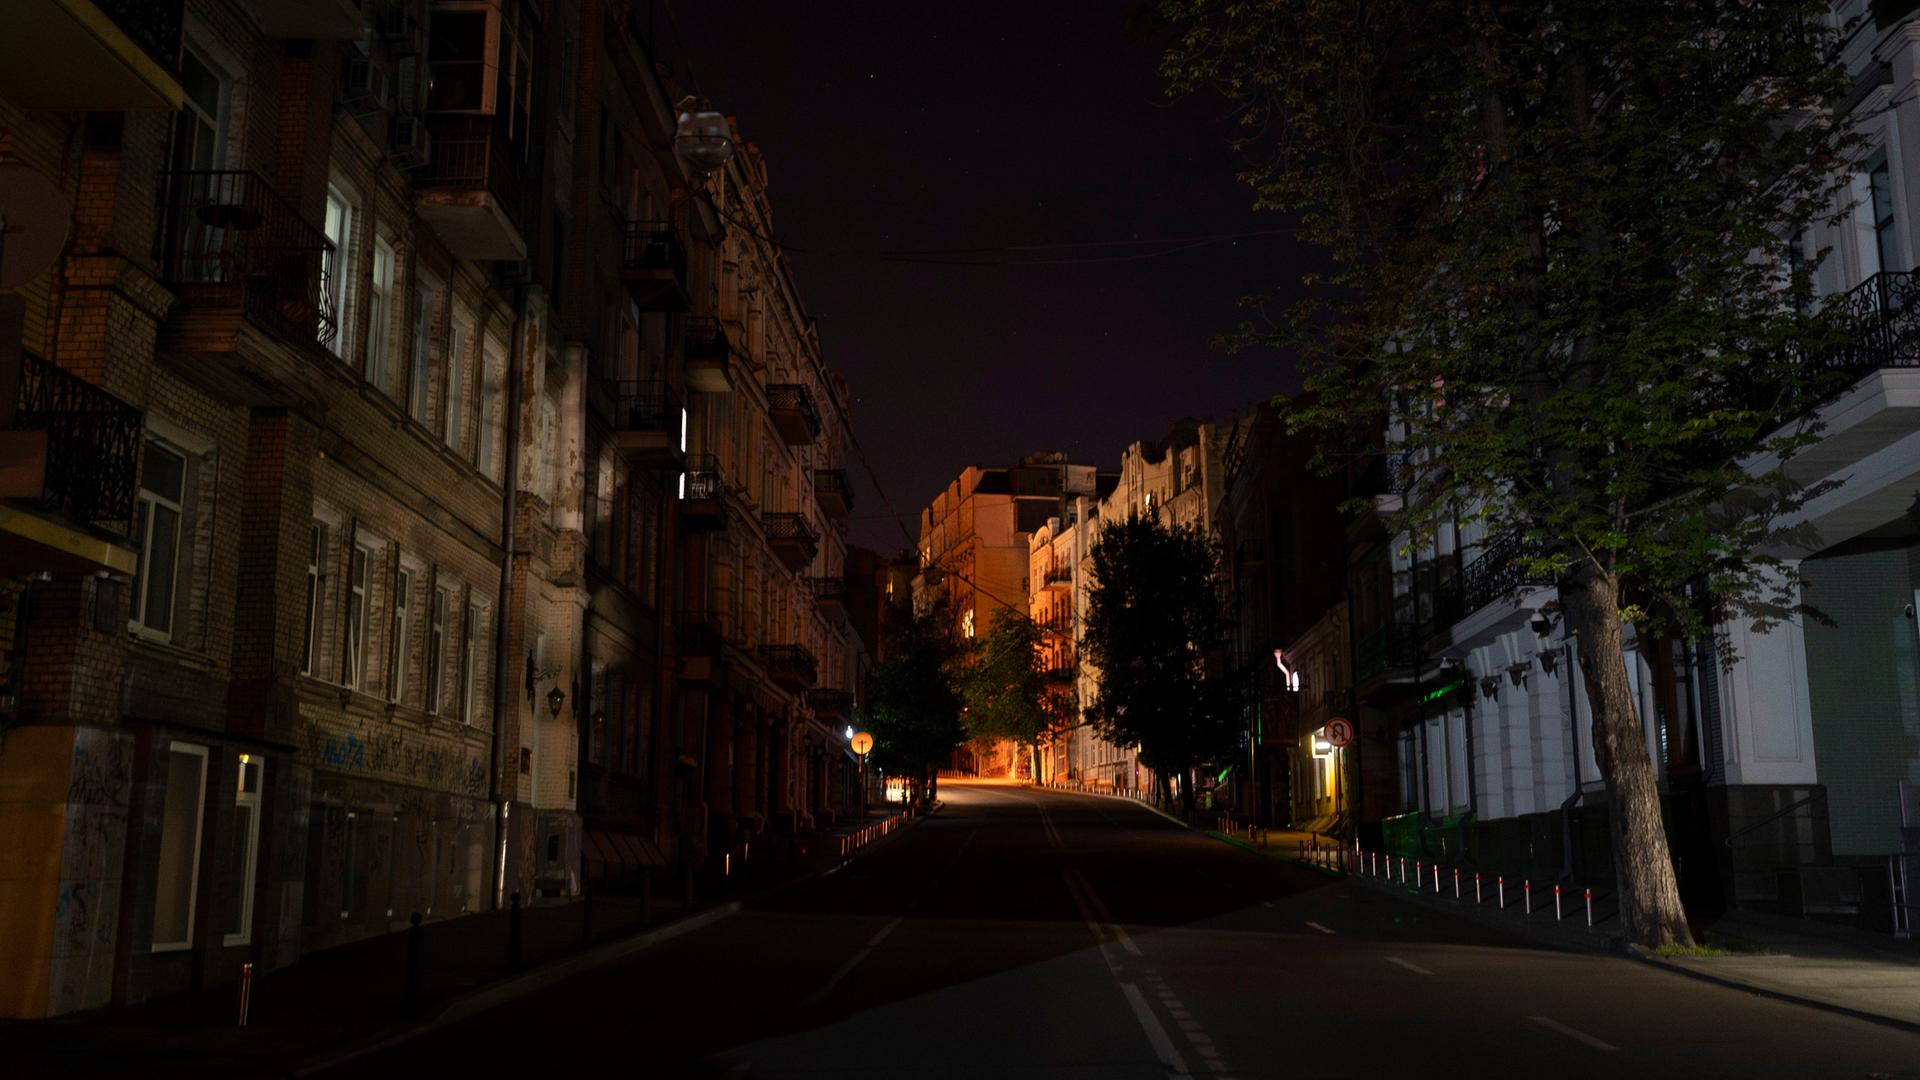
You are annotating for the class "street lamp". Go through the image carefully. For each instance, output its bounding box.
[850,731,874,815]
[675,99,734,175]
[546,685,566,718]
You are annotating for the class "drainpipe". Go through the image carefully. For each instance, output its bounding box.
[490,285,529,911]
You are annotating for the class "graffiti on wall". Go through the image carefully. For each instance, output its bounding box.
[303,720,488,797]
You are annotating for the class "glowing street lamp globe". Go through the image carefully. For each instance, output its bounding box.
[675,107,734,175]
[850,731,874,756]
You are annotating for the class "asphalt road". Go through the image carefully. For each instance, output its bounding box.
[335,781,1920,1079]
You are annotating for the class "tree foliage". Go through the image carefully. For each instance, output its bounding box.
[1159,0,1860,947]
[866,600,965,805]
[1082,512,1236,814]
[958,612,1074,776]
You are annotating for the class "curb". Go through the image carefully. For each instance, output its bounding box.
[1625,944,1920,1037]
[1040,785,1342,876]
[288,805,941,1077]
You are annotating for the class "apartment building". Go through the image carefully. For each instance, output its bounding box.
[0,0,867,1018]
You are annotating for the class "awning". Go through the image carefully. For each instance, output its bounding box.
[584,829,669,877]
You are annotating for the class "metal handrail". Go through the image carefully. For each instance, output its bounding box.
[1723,792,1820,847]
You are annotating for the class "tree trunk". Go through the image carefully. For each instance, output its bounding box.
[1560,571,1696,949]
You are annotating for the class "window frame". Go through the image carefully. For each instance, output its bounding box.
[131,439,188,643]
[323,185,356,361]
[444,313,469,452]
[302,522,328,675]
[428,584,449,714]
[461,600,480,724]
[345,543,371,690]
[221,754,266,947]
[389,564,412,705]
[408,272,440,423]
[151,741,209,953]
[367,235,397,392]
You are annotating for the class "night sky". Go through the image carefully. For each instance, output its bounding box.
[662,2,1315,553]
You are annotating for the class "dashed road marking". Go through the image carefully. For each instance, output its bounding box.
[1119,982,1191,1076]
[1305,921,1336,934]
[1386,956,1433,976]
[1529,1015,1618,1052]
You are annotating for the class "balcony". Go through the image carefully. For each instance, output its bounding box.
[1041,562,1072,591]
[684,317,734,393]
[0,0,184,111]
[809,688,854,718]
[155,170,336,403]
[813,467,853,516]
[763,512,819,572]
[621,220,690,312]
[1456,531,1553,620]
[416,115,528,261]
[612,380,685,471]
[1043,649,1076,684]
[676,610,725,685]
[760,644,818,693]
[808,575,847,615]
[678,455,728,532]
[766,383,822,446]
[248,0,364,40]
[0,350,142,576]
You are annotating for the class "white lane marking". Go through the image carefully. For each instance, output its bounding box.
[867,916,904,947]
[807,946,875,1005]
[1529,1015,1618,1052]
[1071,868,1144,956]
[1385,957,1433,976]
[1176,1019,1202,1032]
[1305,921,1336,935]
[1260,901,1275,909]
[1119,982,1191,1076]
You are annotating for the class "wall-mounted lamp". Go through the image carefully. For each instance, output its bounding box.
[1538,650,1559,675]
[1507,664,1528,687]
[546,685,566,718]
[1480,676,1501,700]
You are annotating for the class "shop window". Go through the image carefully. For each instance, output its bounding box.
[222,755,265,946]
[152,742,209,952]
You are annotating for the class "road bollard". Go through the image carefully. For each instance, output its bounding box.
[1475,872,1482,904]
[237,962,253,1026]
[508,892,523,971]
[1453,868,1460,899]
[1371,852,1379,877]
[1415,859,1422,887]
[1554,884,1563,921]
[1524,880,1532,915]
[1433,865,1441,894]
[1498,876,1506,909]
[1399,857,1407,885]
[1585,887,1594,927]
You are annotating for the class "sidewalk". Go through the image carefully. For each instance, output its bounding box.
[0,808,927,1079]
[1039,783,1920,1033]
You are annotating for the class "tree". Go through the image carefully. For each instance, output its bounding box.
[866,600,966,810]
[958,612,1071,781]
[1082,512,1236,817]
[1159,0,1858,948]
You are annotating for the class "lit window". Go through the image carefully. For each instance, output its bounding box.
[222,755,265,946]
[152,742,208,951]
[132,440,186,641]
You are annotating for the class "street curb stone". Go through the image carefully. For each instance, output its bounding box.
[1624,944,1920,1037]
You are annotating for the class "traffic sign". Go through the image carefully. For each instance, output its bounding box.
[1325,717,1354,748]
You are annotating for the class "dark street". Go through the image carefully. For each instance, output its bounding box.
[334,783,1920,1079]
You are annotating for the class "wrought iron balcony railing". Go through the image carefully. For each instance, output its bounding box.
[760,643,818,684]
[1816,267,1920,380]
[809,688,854,714]
[155,169,336,350]
[1044,562,1072,586]
[685,316,730,358]
[812,467,853,510]
[763,512,819,547]
[622,219,686,278]
[1456,531,1554,618]
[96,0,184,75]
[8,350,142,528]
[419,115,527,230]
[807,575,847,604]
[614,379,682,435]
[682,454,725,500]
[766,383,822,441]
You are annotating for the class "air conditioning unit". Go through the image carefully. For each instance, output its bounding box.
[381,2,427,58]
[341,56,389,111]
[389,113,431,170]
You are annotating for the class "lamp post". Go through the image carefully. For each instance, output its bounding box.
[850,731,874,818]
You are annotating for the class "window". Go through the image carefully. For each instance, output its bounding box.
[503,1,535,152]
[409,275,439,422]
[132,440,186,641]
[165,44,231,283]
[345,544,370,689]
[302,522,328,675]
[443,316,468,451]
[389,565,412,704]
[324,187,355,360]
[428,585,449,714]
[1872,157,1899,278]
[462,601,481,724]
[152,742,209,951]
[222,755,265,946]
[477,341,502,479]
[367,237,396,391]
[427,8,493,112]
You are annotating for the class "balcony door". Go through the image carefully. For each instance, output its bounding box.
[164,43,231,284]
